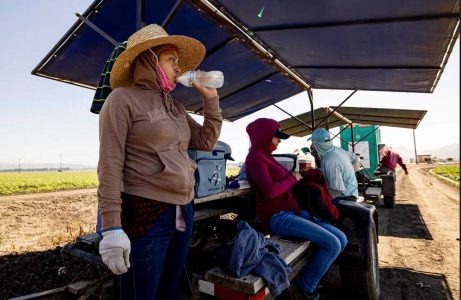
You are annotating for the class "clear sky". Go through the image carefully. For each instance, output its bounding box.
[0,1,459,167]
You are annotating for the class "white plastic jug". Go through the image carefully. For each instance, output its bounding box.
[297,152,316,171]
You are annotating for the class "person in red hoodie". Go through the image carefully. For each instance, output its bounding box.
[378,145,409,175]
[245,118,347,300]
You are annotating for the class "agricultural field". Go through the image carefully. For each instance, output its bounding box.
[0,167,242,196]
[226,166,241,177]
[432,165,460,182]
[0,171,98,196]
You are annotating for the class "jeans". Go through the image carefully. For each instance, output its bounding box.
[120,203,193,300]
[269,210,347,293]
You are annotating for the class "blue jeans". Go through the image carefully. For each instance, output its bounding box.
[269,210,347,293]
[120,203,193,300]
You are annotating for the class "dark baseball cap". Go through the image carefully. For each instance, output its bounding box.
[274,128,290,140]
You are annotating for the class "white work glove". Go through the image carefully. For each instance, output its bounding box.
[99,229,131,275]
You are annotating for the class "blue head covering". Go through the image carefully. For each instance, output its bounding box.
[310,128,334,158]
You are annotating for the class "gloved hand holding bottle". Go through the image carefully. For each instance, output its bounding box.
[99,228,131,275]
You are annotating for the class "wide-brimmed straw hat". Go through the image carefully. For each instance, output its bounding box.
[110,24,206,89]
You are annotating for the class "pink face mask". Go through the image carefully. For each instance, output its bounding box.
[149,49,176,93]
[156,63,176,93]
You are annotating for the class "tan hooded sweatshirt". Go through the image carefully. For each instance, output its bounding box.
[98,51,222,229]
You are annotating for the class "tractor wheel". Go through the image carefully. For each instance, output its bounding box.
[340,223,380,300]
[383,195,395,208]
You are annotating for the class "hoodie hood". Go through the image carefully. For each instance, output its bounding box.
[311,128,334,158]
[131,50,180,118]
[131,50,163,91]
[380,145,394,158]
[246,118,280,154]
[312,140,335,158]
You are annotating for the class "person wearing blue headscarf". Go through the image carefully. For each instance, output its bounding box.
[310,128,359,201]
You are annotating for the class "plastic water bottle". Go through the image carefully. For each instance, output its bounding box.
[177,70,224,88]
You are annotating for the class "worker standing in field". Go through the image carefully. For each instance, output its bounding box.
[97,24,222,299]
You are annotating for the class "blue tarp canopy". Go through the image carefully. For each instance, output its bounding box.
[32,0,459,121]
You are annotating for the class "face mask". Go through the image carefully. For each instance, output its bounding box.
[269,142,277,153]
[149,49,176,93]
[156,63,176,93]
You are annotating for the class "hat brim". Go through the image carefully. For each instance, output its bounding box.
[110,35,206,89]
[274,129,290,140]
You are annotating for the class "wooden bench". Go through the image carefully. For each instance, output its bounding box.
[197,236,312,300]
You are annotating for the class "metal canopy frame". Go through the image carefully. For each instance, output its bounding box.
[188,0,312,92]
[278,98,426,162]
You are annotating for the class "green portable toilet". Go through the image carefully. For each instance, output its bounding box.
[339,124,381,175]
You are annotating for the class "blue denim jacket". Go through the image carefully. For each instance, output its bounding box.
[216,221,292,296]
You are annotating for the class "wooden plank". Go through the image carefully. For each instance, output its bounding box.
[9,287,67,300]
[194,208,230,221]
[204,236,311,295]
[205,267,265,295]
[273,236,311,265]
[194,188,250,204]
[67,280,96,295]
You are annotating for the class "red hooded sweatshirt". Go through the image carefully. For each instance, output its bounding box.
[379,146,408,173]
[245,118,300,233]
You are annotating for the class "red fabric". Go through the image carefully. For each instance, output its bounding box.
[245,118,300,233]
[268,142,277,153]
[300,168,340,221]
[120,192,170,241]
[379,146,407,173]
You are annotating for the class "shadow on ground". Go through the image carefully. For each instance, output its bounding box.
[380,267,454,300]
[271,265,453,300]
[378,203,432,240]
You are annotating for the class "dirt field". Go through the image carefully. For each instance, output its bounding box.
[377,164,459,300]
[0,164,459,299]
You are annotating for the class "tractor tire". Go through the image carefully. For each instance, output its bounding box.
[383,195,395,208]
[340,223,380,300]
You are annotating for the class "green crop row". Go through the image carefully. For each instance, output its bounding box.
[432,165,460,182]
[0,171,99,196]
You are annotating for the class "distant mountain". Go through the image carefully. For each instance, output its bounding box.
[0,163,96,171]
[394,143,459,161]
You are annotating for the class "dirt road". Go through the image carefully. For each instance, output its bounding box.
[377,164,459,300]
[0,164,459,299]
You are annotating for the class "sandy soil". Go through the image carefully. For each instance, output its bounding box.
[0,188,98,255]
[0,164,458,299]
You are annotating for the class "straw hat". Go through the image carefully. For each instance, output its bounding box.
[110,24,206,89]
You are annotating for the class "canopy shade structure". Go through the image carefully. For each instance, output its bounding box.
[279,107,427,137]
[32,0,459,121]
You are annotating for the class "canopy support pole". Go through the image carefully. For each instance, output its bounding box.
[272,104,312,131]
[307,90,315,128]
[356,125,381,144]
[413,129,418,164]
[162,0,184,28]
[351,124,355,153]
[136,0,146,30]
[75,13,118,46]
[316,90,357,128]
[329,124,353,148]
[192,0,312,90]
